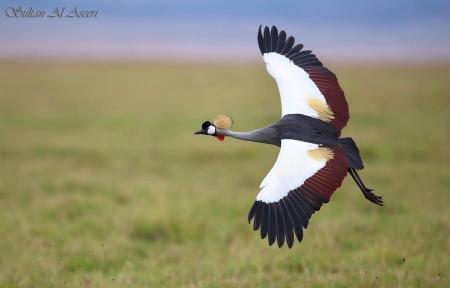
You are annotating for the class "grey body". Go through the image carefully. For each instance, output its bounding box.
[217,114,338,148]
[216,113,364,170]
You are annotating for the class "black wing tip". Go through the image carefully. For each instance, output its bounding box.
[263,26,272,53]
[247,201,258,223]
[258,25,282,54]
[268,203,277,245]
[249,199,309,248]
[256,25,323,68]
[259,25,279,31]
[257,25,265,55]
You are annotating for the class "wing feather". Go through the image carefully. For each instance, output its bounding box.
[281,36,295,55]
[249,140,348,248]
[259,25,349,133]
[276,30,287,53]
[263,26,271,52]
[271,26,279,53]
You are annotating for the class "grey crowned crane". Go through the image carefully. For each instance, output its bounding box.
[195,26,383,248]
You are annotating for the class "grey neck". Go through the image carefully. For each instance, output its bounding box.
[215,125,280,147]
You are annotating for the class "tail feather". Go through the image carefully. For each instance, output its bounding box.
[338,137,364,170]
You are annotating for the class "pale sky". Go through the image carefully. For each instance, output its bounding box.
[1,0,449,62]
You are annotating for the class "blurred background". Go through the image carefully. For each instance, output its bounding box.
[2,0,450,62]
[0,1,449,287]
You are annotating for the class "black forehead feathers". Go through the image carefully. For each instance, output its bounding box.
[201,121,212,129]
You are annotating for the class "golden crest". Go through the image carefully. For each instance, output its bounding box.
[213,114,233,129]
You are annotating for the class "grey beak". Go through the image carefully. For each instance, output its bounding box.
[194,130,204,135]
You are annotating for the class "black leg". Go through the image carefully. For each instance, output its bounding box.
[348,167,384,206]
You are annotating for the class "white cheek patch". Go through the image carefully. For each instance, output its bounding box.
[207,126,216,135]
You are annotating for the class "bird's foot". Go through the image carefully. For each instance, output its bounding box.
[362,188,384,206]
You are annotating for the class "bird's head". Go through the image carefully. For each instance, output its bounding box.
[195,121,217,136]
[194,115,233,142]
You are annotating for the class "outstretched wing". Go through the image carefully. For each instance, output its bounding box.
[258,25,349,134]
[248,140,348,248]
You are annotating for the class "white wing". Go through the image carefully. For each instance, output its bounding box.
[257,25,350,132]
[248,138,348,248]
[257,139,326,203]
[263,52,326,117]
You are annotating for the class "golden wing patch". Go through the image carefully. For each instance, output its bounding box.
[308,98,335,122]
[308,147,334,161]
[213,114,233,129]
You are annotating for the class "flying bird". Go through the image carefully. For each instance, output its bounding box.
[195,26,383,248]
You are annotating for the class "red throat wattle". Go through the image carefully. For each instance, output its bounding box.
[215,135,225,141]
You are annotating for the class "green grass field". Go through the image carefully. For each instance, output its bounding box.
[0,61,449,287]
